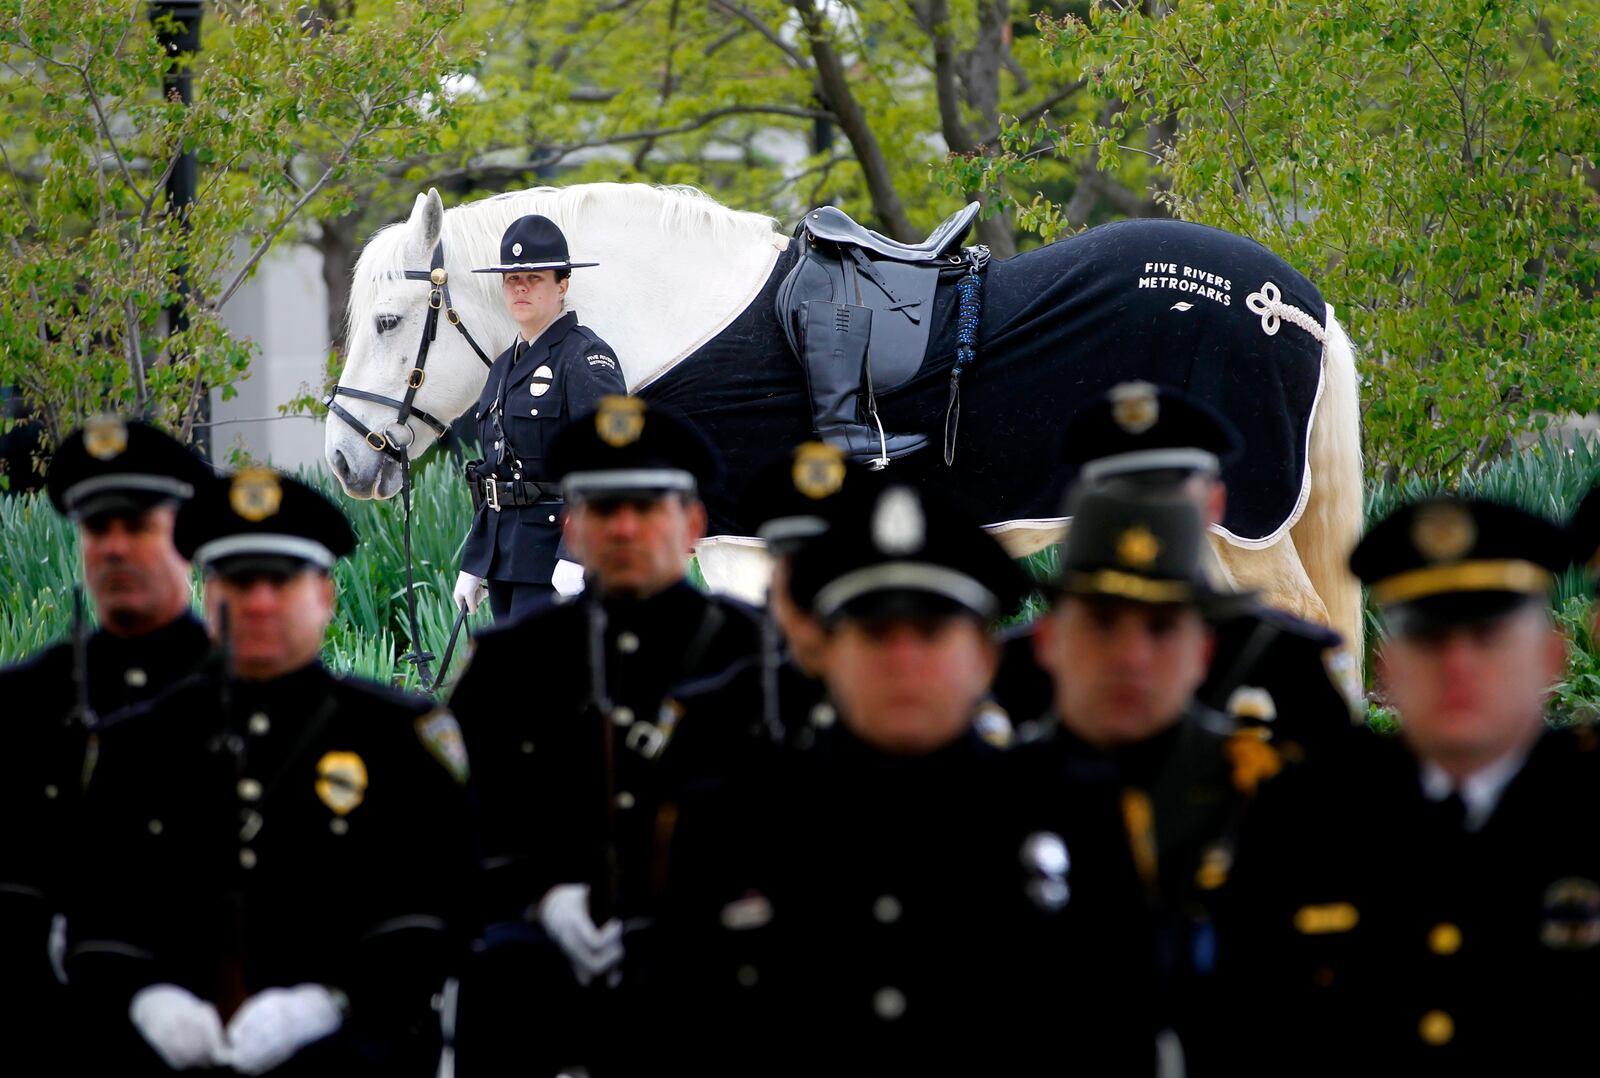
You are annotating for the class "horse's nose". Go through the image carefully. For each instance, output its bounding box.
[331,448,352,484]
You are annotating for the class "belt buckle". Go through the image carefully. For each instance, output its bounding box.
[484,477,501,512]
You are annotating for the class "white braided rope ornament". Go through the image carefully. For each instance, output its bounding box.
[1245,281,1326,343]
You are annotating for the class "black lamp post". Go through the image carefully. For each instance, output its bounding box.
[149,1,207,457]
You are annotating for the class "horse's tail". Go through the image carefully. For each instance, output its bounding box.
[1291,308,1364,657]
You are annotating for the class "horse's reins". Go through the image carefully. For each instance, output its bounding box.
[324,241,494,692]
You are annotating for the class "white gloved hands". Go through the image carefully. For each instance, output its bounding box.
[224,983,345,1075]
[453,571,488,615]
[536,883,624,986]
[129,984,228,1071]
[552,559,586,598]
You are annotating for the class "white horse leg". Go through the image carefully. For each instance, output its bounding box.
[693,537,775,606]
[1214,535,1328,625]
[1287,310,1365,653]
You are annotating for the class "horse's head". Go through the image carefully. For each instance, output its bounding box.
[325,188,501,499]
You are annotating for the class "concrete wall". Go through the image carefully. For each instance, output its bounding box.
[210,239,329,472]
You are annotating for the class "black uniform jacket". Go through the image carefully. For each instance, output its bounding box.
[0,614,210,1034]
[450,580,768,926]
[460,312,626,584]
[66,661,473,1074]
[1011,706,1270,1076]
[1199,603,1360,760]
[1220,724,1600,1075]
[655,722,1157,1076]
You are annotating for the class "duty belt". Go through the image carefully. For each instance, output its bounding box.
[469,474,557,512]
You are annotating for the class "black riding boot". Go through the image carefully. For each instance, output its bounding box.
[799,301,927,466]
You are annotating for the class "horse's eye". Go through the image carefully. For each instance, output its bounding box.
[376,313,401,334]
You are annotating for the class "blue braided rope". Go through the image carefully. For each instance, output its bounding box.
[953,273,982,377]
[944,267,985,465]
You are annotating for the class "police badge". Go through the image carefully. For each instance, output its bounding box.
[229,468,283,523]
[315,751,369,816]
[1411,503,1476,562]
[1109,381,1160,435]
[595,395,646,448]
[871,486,925,555]
[82,414,129,461]
[792,441,846,500]
[1540,877,1600,951]
[1116,525,1161,570]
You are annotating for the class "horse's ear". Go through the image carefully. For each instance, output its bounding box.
[405,188,444,261]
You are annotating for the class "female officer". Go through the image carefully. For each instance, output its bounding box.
[454,214,627,622]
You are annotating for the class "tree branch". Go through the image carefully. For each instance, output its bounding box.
[790,0,915,240]
[711,0,809,68]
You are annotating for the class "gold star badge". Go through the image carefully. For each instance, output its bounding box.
[82,414,129,461]
[1109,381,1160,435]
[315,751,369,816]
[595,395,646,448]
[229,467,283,523]
[1411,503,1475,562]
[1116,525,1161,569]
[792,442,846,500]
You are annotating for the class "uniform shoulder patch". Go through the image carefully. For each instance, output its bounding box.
[415,708,470,785]
[585,353,617,371]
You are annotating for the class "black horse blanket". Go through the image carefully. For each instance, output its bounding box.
[642,218,1326,545]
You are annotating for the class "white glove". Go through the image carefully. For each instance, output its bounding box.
[224,983,345,1075]
[129,984,228,1071]
[453,571,487,615]
[536,883,624,986]
[552,559,586,598]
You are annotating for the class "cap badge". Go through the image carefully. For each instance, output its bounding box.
[595,395,646,448]
[1411,503,1475,562]
[1109,381,1160,435]
[315,751,368,816]
[229,468,283,523]
[872,486,925,555]
[82,414,129,461]
[511,242,523,256]
[793,442,846,501]
[1116,525,1161,569]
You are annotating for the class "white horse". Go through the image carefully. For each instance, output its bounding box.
[326,184,1363,650]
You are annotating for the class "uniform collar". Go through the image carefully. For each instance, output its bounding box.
[515,310,578,356]
[1419,744,1531,832]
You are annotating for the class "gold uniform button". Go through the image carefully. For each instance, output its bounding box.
[238,778,262,802]
[1429,922,1462,956]
[239,847,258,869]
[1419,1010,1454,1046]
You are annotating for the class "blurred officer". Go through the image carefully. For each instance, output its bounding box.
[449,396,767,1075]
[0,416,211,1042]
[1007,380,1362,755]
[1020,483,1275,1076]
[657,482,1153,1076]
[1223,497,1592,1075]
[453,214,626,622]
[67,468,473,1076]
[740,441,875,746]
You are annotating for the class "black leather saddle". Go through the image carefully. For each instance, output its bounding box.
[776,203,981,464]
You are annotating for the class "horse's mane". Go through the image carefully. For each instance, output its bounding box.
[348,183,782,332]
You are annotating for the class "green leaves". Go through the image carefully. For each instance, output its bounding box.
[0,0,474,450]
[1016,0,1600,484]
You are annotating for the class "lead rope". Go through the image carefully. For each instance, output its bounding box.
[943,245,989,466]
[398,455,437,691]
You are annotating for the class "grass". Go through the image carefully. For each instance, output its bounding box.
[5,436,1600,709]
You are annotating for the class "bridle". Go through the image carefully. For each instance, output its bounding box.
[324,240,494,691]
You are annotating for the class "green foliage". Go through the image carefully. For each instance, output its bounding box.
[0,453,492,688]
[1004,0,1600,484]
[0,0,474,450]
